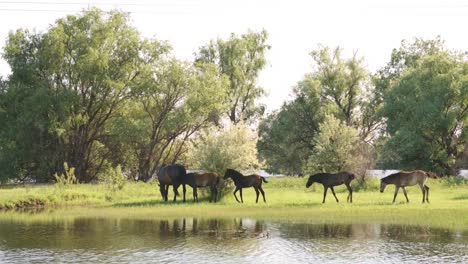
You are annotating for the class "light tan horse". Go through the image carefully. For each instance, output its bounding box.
[380,170,437,203]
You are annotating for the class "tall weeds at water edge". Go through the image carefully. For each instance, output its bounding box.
[97,163,127,193]
[54,162,77,189]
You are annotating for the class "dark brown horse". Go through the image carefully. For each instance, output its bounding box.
[380,170,436,203]
[223,169,268,203]
[306,172,356,203]
[157,164,188,202]
[185,172,221,202]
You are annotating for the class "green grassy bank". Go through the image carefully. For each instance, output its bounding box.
[0,177,467,229]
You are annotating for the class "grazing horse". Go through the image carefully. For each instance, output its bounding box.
[223,169,268,203]
[157,164,188,202]
[380,170,436,203]
[185,172,221,202]
[306,172,356,203]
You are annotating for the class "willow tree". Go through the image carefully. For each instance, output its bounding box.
[196,30,270,124]
[380,45,468,175]
[1,9,170,182]
[258,46,378,175]
[114,61,228,182]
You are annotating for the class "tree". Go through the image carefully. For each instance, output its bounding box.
[195,30,270,124]
[116,60,228,182]
[185,123,261,177]
[310,46,368,127]
[1,9,170,182]
[380,47,468,175]
[257,77,323,175]
[304,115,361,174]
[258,46,378,175]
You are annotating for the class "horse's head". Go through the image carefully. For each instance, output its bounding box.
[306,175,315,188]
[223,169,232,180]
[425,171,438,179]
[380,179,387,193]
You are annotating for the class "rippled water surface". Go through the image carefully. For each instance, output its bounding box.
[0,215,466,263]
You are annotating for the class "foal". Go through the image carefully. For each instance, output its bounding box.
[380,170,436,203]
[185,172,221,202]
[306,172,356,203]
[223,169,268,203]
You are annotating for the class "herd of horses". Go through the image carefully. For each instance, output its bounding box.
[157,164,437,204]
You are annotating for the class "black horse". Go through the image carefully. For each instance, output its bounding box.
[157,164,188,202]
[306,172,356,203]
[223,169,268,203]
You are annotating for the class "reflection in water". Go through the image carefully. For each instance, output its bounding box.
[0,216,466,263]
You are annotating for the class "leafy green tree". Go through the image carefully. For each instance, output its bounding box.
[303,115,370,175]
[258,77,323,175]
[380,46,468,175]
[185,123,261,177]
[196,30,270,124]
[258,46,377,175]
[1,9,170,182]
[118,60,228,182]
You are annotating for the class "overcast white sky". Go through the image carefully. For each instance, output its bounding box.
[1,0,468,112]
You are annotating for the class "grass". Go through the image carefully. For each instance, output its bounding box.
[0,177,467,229]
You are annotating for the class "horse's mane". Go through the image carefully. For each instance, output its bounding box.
[226,169,244,178]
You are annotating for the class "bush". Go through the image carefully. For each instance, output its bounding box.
[440,176,468,187]
[54,162,77,188]
[97,162,127,192]
[184,123,262,196]
[304,115,374,175]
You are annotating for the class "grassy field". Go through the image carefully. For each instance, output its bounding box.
[0,177,467,229]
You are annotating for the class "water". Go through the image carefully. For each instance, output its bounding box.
[0,215,466,263]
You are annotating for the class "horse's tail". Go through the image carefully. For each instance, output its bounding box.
[261,177,268,183]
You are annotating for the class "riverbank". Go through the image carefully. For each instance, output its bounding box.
[0,177,467,229]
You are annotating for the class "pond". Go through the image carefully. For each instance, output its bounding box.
[0,214,466,263]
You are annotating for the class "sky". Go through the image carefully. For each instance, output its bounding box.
[1,0,468,112]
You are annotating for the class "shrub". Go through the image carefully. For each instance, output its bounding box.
[97,162,127,192]
[440,176,468,187]
[54,162,77,188]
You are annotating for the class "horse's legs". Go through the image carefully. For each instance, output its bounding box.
[345,183,353,203]
[401,186,409,202]
[239,188,244,203]
[425,185,430,203]
[193,187,198,203]
[214,187,219,203]
[183,184,187,203]
[322,186,328,203]
[259,186,266,203]
[393,186,400,203]
[233,187,241,203]
[254,187,260,203]
[165,185,170,201]
[419,183,426,203]
[160,185,166,201]
[173,184,179,202]
[330,187,339,203]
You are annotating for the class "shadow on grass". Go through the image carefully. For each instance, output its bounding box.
[453,195,468,200]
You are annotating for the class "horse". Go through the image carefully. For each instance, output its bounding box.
[223,169,268,203]
[380,170,436,203]
[305,172,356,203]
[185,172,221,202]
[157,164,188,202]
